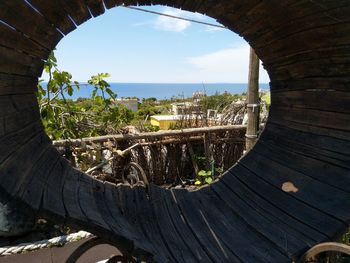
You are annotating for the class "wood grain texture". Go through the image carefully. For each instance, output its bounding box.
[27,0,77,34]
[0,22,50,59]
[0,45,44,77]
[211,181,315,256]
[85,0,105,17]
[0,0,63,49]
[173,189,240,262]
[60,0,92,25]
[0,1,350,262]
[192,188,290,262]
[0,74,38,95]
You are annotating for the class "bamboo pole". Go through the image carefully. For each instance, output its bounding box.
[246,47,260,151]
[53,125,247,147]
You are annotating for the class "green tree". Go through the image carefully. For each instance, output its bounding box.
[37,52,133,140]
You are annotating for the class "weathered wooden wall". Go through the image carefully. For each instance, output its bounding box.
[1,1,350,262]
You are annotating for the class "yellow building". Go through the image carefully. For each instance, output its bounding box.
[150,115,181,130]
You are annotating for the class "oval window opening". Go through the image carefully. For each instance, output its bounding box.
[38,5,271,188]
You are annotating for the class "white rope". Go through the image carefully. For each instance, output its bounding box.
[0,231,92,256]
[245,134,258,139]
[246,103,260,113]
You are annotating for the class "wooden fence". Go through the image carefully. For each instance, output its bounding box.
[53,125,246,186]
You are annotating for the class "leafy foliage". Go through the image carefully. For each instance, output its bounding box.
[199,92,243,113]
[136,98,171,120]
[193,154,224,186]
[261,91,271,109]
[195,170,213,185]
[37,52,134,140]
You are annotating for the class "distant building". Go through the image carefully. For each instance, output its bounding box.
[192,91,206,103]
[171,102,201,115]
[150,115,203,130]
[115,98,139,112]
[150,115,181,130]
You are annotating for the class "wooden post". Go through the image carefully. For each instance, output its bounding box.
[246,47,260,151]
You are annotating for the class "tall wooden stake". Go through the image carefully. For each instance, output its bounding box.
[246,47,260,151]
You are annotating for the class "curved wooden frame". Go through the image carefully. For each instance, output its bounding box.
[65,236,134,263]
[299,242,350,262]
[1,1,350,262]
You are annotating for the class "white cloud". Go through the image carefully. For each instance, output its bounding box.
[154,9,191,32]
[153,8,208,32]
[134,7,224,33]
[185,45,270,83]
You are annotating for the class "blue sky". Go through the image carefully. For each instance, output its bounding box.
[46,5,269,83]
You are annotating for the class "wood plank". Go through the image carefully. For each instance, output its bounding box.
[240,150,350,223]
[103,0,116,9]
[150,185,199,263]
[90,180,137,251]
[105,184,154,260]
[227,163,346,238]
[77,173,111,230]
[253,137,350,193]
[2,106,40,135]
[268,117,350,143]
[264,123,350,158]
[178,0,205,13]
[269,107,350,132]
[28,0,77,34]
[269,56,350,83]
[20,146,61,210]
[53,125,246,147]
[1,130,50,179]
[0,73,37,95]
[211,181,316,256]
[271,89,350,114]
[257,23,350,62]
[120,0,143,7]
[60,0,91,26]
[219,169,327,243]
[0,129,48,171]
[261,124,350,167]
[224,1,275,39]
[114,185,149,242]
[268,55,350,81]
[239,1,297,42]
[0,0,63,49]
[198,1,259,24]
[248,2,350,47]
[101,182,136,237]
[0,121,42,162]
[0,132,52,206]
[270,77,350,93]
[0,45,44,77]
[161,187,214,262]
[264,44,350,72]
[42,158,70,218]
[193,187,291,262]
[85,0,105,17]
[0,94,37,115]
[0,22,50,58]
[172,188,241,262]
[102,182,148,252]
[62,168,88,223]
[254,5,350,52]
[131,186,172,262]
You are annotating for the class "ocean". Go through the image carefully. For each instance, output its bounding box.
[67,83,270,100]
